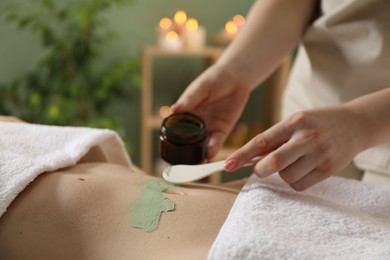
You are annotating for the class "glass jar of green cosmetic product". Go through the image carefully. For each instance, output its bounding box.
[160,112,208,165]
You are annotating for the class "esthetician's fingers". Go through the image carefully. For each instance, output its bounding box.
[252,134,313,178]
[254,112,344,180]
[171,64,243,114]
[278,155,323,184]
[290,164,334,191]
[171,65,224,113]
[254,124,332,183]
[224,122,293,171]
[170,80,209,113]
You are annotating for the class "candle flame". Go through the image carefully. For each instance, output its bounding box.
[225,20,238,34]
[159,106,172,118]
[174,10,187,24]
[186,18,198,31]
[165,31,178,42]
[233,15,245,26]
[159,18,172,29]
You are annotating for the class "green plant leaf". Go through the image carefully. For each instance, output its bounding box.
[1,0,138,154]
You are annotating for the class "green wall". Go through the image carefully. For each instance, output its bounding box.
[0,0,254,80]
[0,0,271,170]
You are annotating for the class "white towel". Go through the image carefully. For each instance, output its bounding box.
[208,174,390,259]
[0,122,131,218]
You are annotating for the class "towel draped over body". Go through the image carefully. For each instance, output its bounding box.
[208,174,390,259]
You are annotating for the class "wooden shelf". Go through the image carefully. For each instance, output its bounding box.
[142,45,224,59]
[145,115,164,129]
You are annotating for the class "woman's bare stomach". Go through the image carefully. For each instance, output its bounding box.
[0,163,239,260]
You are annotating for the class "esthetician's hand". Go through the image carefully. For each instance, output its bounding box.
[224,106,368,190]
[171,64,251,160]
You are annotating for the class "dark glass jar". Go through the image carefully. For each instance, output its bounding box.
[160,112,208,165]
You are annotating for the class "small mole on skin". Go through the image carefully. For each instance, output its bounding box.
[78,178,85,181]
[19,231,23,235]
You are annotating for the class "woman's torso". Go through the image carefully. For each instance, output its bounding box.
[0,163,238,260]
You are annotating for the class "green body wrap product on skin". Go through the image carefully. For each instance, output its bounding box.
[130,179,176,232]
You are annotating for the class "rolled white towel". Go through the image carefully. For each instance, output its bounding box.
[0,122,131,218]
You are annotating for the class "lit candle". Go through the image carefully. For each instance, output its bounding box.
[184,18,206,50]
[213,14,245,46]
[173,10,187,35]
[174,10,187,25]
[159,105,172,118]
[157,17,172,39]
[160,18,172,31]
[158,30,183,51]
[186,18,198,30]
[233,14,245,31]
[225,20,238,38]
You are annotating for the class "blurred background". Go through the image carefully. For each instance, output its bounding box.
[0,0,288,181]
